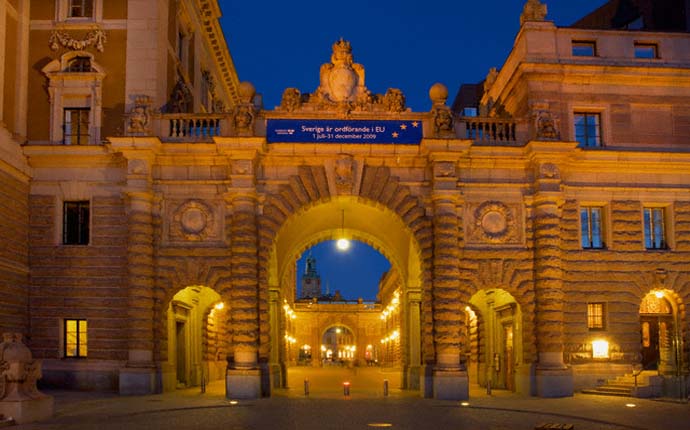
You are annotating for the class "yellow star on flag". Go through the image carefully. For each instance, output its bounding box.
[392,132,399,138]
[412,121,419,127]
[400,124,408,130]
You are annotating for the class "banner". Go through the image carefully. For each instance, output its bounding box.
[267,119,422,144]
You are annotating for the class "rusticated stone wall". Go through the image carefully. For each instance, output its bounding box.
[29,195,128,360]
[0,169,29,334]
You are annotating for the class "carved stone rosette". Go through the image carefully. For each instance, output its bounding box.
[166,199,223,244]
[466,201,521,245]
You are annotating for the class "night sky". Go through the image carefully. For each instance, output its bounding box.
[218,1,609,300]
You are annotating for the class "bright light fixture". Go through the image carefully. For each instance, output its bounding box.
[336,238,351,251]
[654,290,664,299]
[214,302,225,310]
[625,403,636,408]
[592,339,609,358]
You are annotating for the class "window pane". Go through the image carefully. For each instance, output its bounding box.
[572,41,596,56]
[580,208,590,247]
[643,208,652,248]
[634,44,657,59]
[653,208,665,248]
[63,201,89,245]
[591,208,603,248]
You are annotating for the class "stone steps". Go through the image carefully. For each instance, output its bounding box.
[581,371,662,398]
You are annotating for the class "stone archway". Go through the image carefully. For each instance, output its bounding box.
[254,163,433,394]
[639,289,684,374]
[469,289,524,393]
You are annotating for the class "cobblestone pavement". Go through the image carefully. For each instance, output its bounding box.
[13,368,689,430]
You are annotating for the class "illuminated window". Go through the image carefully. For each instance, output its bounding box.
[643,207,666,249]
[574,112,602,147]
[572,40,597,56]
[587,303,605,330]
[581,206,604,249]
[68,0,93,18]
[634,43,658,59]
[64,319,87,357]
[63,201,90,245]
[63,108,90,145]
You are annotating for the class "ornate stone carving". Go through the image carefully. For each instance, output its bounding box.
[533,109,560,140]
[316,39,369,104]
[280,88,302,112]
[334,154,355,194]
[429,83,455,137]
[520,0,547,26]
[168,200,223,243]
[434,161,456,178]
[232,159,253,176]
[0,333,50,402]
[467,201,521,244]
[126,96,153,135]
[483,67,499,95]
[539,163,560,180]
[383,88,406,113]
[232,82,257,135]
[49,29,107,52]
[168,79,192,113]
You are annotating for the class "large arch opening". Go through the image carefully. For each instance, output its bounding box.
[162,285,227,392]
[267,196,424,394]
[468,289,524,393]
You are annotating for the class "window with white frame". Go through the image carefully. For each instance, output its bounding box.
[63,108,90,145]
[643,207,667,249]
[68,0,93,18]
[57,0,102,22]
[581,206,605,249]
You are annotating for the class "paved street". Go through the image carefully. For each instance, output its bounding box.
[13,368,689,430]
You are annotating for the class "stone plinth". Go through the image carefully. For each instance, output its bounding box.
[0,396,53,425]
[226,368,261,399]
[118,366,157,395]
[433,369,469,400]
[536,366,573,397]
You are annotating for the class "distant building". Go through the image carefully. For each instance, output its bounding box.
[300,254,322,299]
[572,0,690,32]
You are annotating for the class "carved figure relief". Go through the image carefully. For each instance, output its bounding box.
[520,0,547,25]
[434,161,456,178]
[467,201,521,244]
[126,96,153,135]
[534,110,560,140]
[432,105,455,137]
[383,88,406,113]
[49,30,107,52]
[538,163,560,180]
[280,88,302,112]
[233,104,256,135]
[0,333,49,402]
[168,79,192,113]
[168,200,223,243]
[334,154,355,194]
[483,67,499,95]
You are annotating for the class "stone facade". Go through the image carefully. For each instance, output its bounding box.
[0,1,688,401]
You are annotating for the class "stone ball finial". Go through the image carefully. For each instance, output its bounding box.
[429,83,448,105]
[238,81,256,104]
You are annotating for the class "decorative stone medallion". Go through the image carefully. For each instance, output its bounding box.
[168,199,222,243]
[467,201,521,244]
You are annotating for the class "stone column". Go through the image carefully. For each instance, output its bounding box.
[533,191,573,396]
[404,290,422,390]
[267,288,285,389]
[226,192,261,399]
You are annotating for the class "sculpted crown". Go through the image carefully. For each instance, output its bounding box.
[333,38,352,54]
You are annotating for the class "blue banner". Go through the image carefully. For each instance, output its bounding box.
[267,119,422,144]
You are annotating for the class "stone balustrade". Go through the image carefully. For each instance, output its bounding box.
[458,117,523,144]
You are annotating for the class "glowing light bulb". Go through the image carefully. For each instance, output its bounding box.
[654,290,664,299]
[336,238,351,251]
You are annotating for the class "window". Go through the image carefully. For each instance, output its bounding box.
[63,201,89,245]
[581,206,604,249]
[643,207,666,249]
[587,303,605,330]
[68,0,93,18]
[64,319,87,357]
[67,56,92,73]
[63,108,90,145]
[634,42,658,59]
[462,107,478,117]
[574,112,602,147]
[572,40,596,56]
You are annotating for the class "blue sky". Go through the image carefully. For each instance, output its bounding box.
[218,1,610,300]
[219,0,609,111]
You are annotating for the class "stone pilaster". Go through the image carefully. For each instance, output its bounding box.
[404,290,422,390]
[429,157,468,400]
[226,192,261,399]
[532,188,573,396]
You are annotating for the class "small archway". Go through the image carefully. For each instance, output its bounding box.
[321,325,356,365]
[469,289,523,392]
[639,289,682,374]
[162,285,227,391]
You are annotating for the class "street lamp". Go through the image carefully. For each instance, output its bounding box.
[336,209,350,251]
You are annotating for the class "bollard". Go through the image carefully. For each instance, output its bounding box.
[383,379,389,397]
[304,378,310,396]
[486,379,492,396]
[201,373,206,394]
[343,381,351,396]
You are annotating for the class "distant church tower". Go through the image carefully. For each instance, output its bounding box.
[300,253,322,299]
